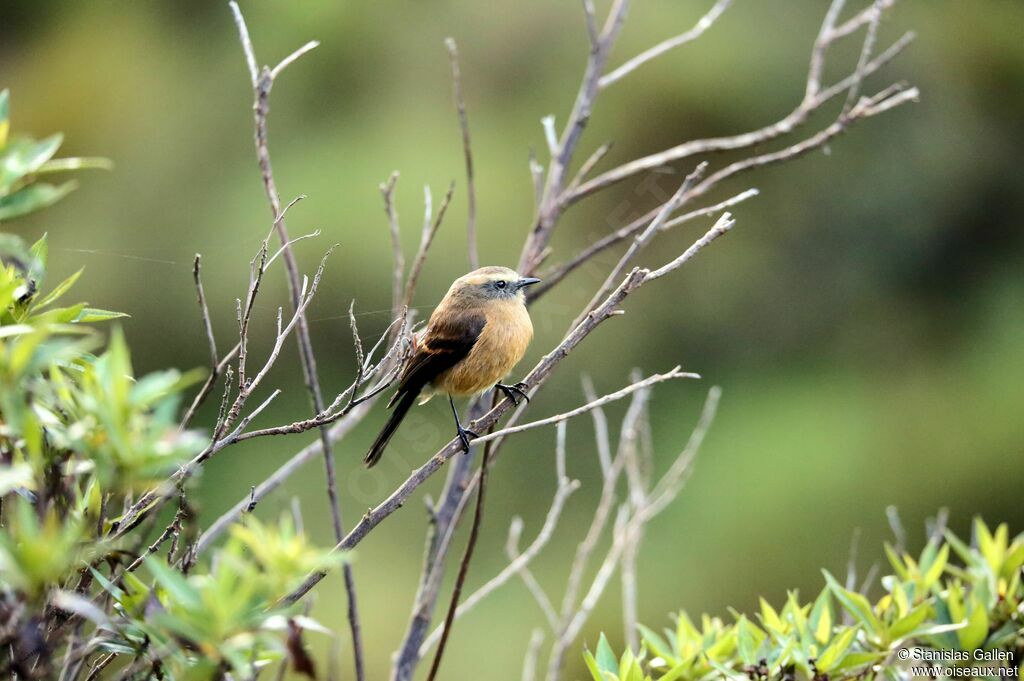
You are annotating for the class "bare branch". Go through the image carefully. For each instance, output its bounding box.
[194,399,378,556]
[532,187,756,301]
[506,520,560,630]
[645,211,735,280]
[565,141,612,199]
[270,41,320,80]
[581,374,612,476]
[468,368,699,447]
[228,1,258,86]
[418,426,580,655]
[519,0,632,273]
[546,386,721,679]
[522,629,546,681]
[445,38,478,269]
[381,171,404,322]
[192,254,218,369]
[403,182,455,311]
[843,0,884,112]
[599,0,732,89]
[568,4,915,204]
[573,163,707,326]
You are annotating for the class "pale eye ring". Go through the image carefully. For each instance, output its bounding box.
[495,280,507,289]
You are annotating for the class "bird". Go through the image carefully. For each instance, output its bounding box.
[364,266,540,467]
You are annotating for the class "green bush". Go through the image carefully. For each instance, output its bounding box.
[585,519,1024,681]
[0,90,339,679]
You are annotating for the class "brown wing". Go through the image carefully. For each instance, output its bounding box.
[387,313,486,408]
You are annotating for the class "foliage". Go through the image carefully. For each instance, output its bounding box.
[0,94,339,679]
[584,519,1024,681]
[0,88,112,223]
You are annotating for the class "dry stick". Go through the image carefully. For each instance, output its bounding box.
[418,423,580,654]
[113,255,330,539]
[403,182,455,311]
[564,141,612,199]
[571,163,707,329]
[392,467,476,681]
[392,44,477,674]
[567,6,914,203]
[227,6,365,678]
[536,72,916,305]
[545,386,721,681]
[618,384,653,651]
[380,171,404,323]
[843,0,883,113]
[599,0,733,89]
[424,398,498,681]
[446,38,478,270]
[506,521,560,630]
[522,628,546,681]
[581,374,613,476]
[519,0,631,274]
[532,187,757,301]
[189,309,409,557]
[193,254,219,370]
[180,252,239,430]
[195,400,375,555]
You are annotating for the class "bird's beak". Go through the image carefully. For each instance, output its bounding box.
[516,277,541,290]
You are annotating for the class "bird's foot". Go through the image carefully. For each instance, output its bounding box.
[496,382,531,406]
[457,425,480,453]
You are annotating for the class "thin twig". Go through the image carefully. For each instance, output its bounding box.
[425,409,496,681]
[445,38,478,270]
[381,171,404,322]
[193,254,218,369]
[403,182,455,311]
[418,424,579,654]
[522,628,545,681]
[599,0,732,89]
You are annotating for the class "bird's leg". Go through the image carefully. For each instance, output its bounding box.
[495,381,530,406]
[448,393,479,453]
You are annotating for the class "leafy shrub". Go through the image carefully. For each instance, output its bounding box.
[0,90,338,679]
[584,519,1024,681]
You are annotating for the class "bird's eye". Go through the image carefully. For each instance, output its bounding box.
[495,280,507,289]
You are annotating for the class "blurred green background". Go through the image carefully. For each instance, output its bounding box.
[3,0,1023,678]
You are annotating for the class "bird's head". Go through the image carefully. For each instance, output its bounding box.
[446,266,541,305]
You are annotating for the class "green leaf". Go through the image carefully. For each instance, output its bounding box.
[595,634,618,676]
[957,598,988,650]
[0,89,9,147]
[759,597,784,634]
[637,624,675,666]
[888,602,929,642]
[815,626,858,672]
[29,232,48,276]
[823,571,883,638]
[36,156,114,174]
[0,181,77,221]
[829,651,887,674]
[0,134,64,190]
[943,529,977,568]
[74,307,129,323]
[33,268,82,310]
[583,650,604,681]
[922,542,949,590]
[146,557,201,611]
[883,543,910,581]
[809,588,833,644]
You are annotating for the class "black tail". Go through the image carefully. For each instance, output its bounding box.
[364,390,419,467]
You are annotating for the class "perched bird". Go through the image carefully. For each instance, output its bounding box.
[364,266,540,467]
